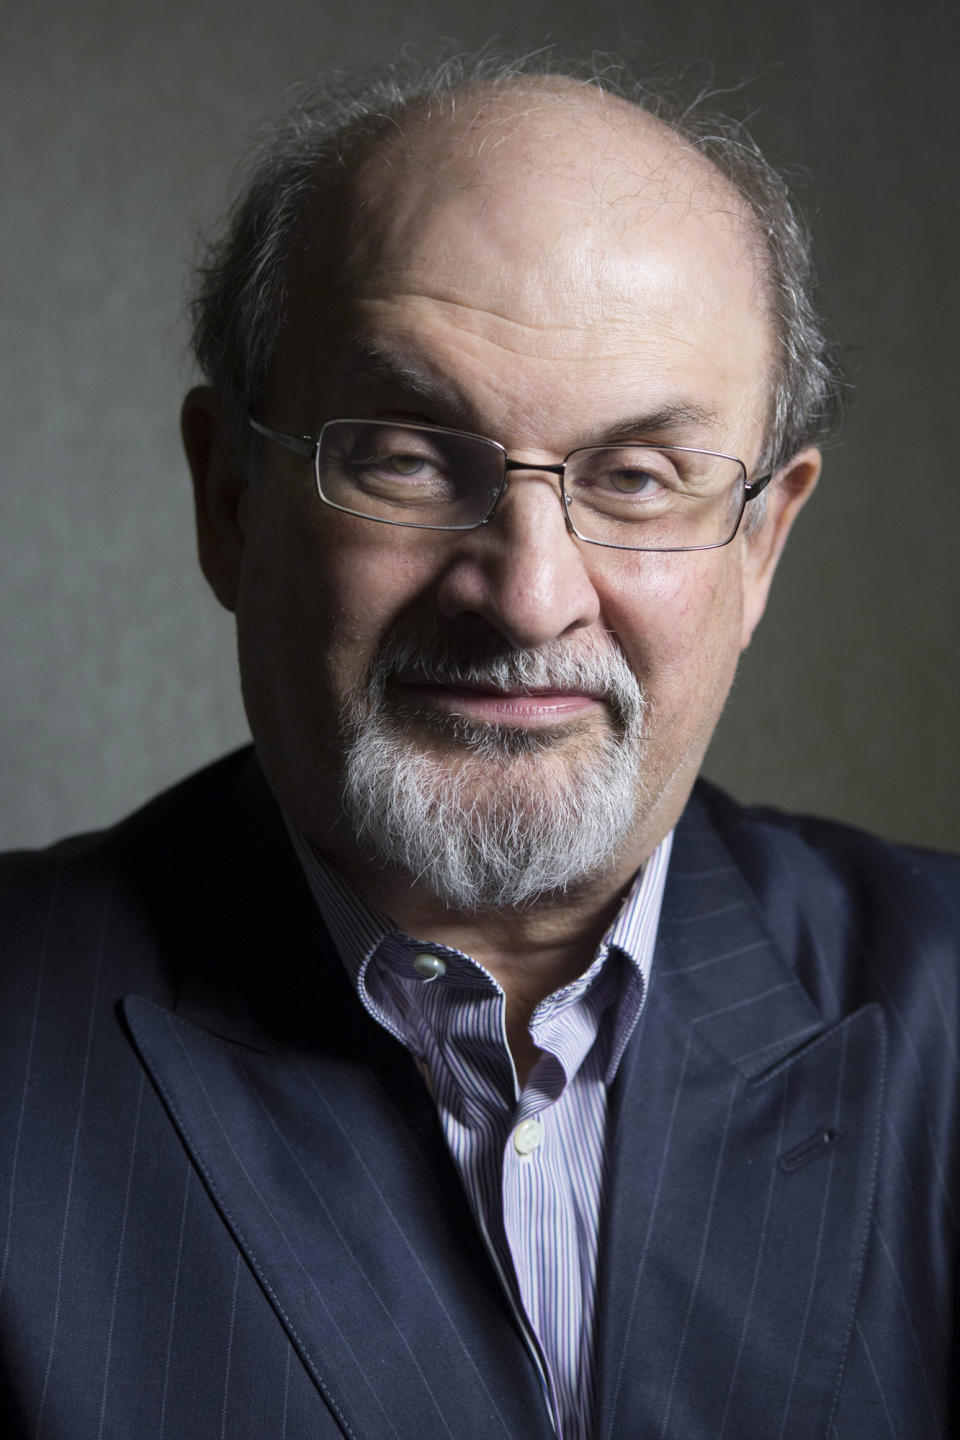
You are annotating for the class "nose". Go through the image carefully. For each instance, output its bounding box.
[433,467,602,648]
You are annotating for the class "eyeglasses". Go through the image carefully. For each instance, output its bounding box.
[248,416,772,552]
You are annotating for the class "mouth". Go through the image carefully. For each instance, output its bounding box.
[393,680,606,728]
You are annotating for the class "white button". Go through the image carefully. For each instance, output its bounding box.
[412,952,447,981]
[513,1118,543,1156]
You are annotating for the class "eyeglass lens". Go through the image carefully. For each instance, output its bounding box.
[317,419,746,549]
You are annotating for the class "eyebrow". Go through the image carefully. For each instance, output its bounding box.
[329,338,472,418]
[328,338,721,445]
[596,404,721,443]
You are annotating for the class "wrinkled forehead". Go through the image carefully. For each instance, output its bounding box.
[273,83,772,424]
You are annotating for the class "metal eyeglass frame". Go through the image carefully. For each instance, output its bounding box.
[248,415,773,553]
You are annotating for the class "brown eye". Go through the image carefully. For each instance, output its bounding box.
[608,469,661,494]
[387,454,430,476]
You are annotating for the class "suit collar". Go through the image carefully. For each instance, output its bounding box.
[595,784,885,1438]
[124,750,555,1439]
[651,785,825,1078]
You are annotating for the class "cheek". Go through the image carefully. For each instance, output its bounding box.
[239,500,447,706]
[314,521,453,688]
[597,549,746,723]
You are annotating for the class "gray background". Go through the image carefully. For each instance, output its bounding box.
[2,0,957,852]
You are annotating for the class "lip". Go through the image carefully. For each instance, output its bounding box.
[395,681,605,726]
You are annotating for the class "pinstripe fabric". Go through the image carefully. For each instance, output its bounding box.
[288,828,672,1439]
[1,751,958,1437]
[0,793,338,1439]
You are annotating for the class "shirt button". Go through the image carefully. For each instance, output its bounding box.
[412,952,447,981]
[513,1118,544,1156]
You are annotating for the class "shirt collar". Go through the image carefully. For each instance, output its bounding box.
[286,822,673,1083]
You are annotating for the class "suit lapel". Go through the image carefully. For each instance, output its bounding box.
[120,755,885,1438]
[122,757,552,1440]
[596,792,885,1440]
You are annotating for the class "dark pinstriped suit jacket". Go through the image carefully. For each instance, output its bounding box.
[1,748,957,1438]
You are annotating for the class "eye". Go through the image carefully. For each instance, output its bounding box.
[567,446,684,500]
[383,453,434,477]
[607,468,663,495]
[350,447,445,482]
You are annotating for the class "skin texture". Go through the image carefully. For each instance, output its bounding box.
[183,83,820,1073]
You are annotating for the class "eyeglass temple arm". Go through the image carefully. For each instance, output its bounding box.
[744,472,773,501]
[248,416,318,459]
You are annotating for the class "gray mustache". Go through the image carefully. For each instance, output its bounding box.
[363,622,647,731]
[373,626,638,689]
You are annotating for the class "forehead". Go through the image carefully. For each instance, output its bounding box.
[274,85,772,446]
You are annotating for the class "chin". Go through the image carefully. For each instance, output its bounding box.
[340,703,647,911]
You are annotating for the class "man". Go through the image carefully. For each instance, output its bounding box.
[1,52,956,1439]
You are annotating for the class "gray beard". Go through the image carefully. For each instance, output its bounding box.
[339,624,648,912]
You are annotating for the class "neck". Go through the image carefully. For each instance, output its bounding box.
[333,850,644,1083]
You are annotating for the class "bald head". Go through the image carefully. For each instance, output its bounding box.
[189,53,843,471]
[346,78,766,309]
[354,77,750,221]
[271,80,772,472]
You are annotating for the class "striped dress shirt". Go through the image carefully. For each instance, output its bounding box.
[289,828,673,1440]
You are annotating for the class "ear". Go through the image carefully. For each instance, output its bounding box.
[181,386,249,613]
[740,446,821,649]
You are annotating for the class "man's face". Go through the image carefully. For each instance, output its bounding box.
[196,91,816,904]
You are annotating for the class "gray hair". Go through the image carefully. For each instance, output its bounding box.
[189,47,846,475]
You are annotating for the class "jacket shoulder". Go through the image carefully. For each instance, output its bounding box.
[0,748,267,998]
[1,746,256,869]
[689,778,960,1018]
[694,775,958,868]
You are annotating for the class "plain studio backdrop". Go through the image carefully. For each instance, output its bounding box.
[1,0,957,853]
